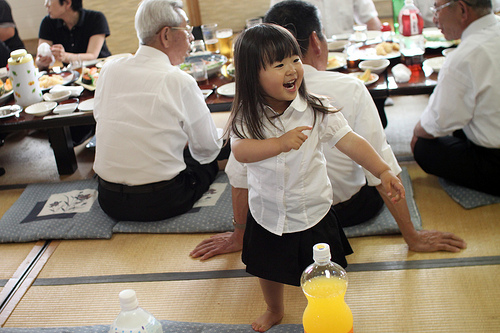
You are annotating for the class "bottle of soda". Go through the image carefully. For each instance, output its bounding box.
[109,289,163,333]
[398,0,425,69]
[301,243,353,333]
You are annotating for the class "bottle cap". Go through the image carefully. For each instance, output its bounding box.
[313,243,331,263]
[119,289,139,311]
[381,22,391,32]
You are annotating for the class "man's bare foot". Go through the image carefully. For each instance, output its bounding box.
[251,309,284,332]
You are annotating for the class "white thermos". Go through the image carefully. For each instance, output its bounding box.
[8,49,43,107]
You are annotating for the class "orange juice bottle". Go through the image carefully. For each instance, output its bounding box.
[301,243,353,333]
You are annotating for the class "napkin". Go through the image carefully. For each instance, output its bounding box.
[391,64,412,83]
[49,85,84,97]
[37,42,55,67]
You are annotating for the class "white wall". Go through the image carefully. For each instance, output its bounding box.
[9,0,46,40]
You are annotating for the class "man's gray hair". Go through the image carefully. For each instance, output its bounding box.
[463,0,493,16]
[135,0,185,45]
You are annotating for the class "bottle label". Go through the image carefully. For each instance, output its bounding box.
[409,13,419,35]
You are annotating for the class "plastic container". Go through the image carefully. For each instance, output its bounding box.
[109,289,163,333]
[7,49,43,107]
[398,0,425,69]
[301,243,353,333]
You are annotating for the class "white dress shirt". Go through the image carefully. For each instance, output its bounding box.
[231,95,352,236]
[420,14,500,149]
[226,65,401,205]
[303,65,401,203]
[93,45,222,185]
[269,0,379,37]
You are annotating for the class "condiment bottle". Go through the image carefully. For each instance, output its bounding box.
[7,49,43,107]
[301,243,353,333]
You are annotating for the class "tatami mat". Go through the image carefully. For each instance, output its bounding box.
[3,266,499,331]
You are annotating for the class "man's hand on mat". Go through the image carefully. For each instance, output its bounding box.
[406,230,467,252]
[190,231,243,260]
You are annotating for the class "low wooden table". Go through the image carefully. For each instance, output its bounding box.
[0,50,442,175]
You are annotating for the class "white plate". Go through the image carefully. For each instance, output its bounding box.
[0,105,18,119]
[347,42,400,60]
[43,90,71,102]
[326,52,347,71]
[53,102,78,114]
[0,89,13,105]
[423,56,446,73]
[39,71,79,91]
[328,40,348,52]
[348,72,379,86]
[78,98,94,112]
[24,101,57,116]
[217,82,235,97]
[201,89,213,100]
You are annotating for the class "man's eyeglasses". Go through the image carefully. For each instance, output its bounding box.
[430,0,457,15]
[170,25,193,34]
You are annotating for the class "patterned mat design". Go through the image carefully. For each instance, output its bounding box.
[0,169,420,243]
[438,178,500,209]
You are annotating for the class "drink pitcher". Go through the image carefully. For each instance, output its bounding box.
[8,49,43,107]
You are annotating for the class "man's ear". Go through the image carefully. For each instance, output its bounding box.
[309,31,322,56]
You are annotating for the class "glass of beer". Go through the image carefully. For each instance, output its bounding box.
[216,28,233,60]
[201,23,219,53]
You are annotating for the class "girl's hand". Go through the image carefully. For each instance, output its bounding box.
[380,170,405,203]
[278,126,311,152]
[50,44,67,62]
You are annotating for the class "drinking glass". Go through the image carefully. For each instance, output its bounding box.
[191,61,208,84]
[201,23,219,53]
[215,28,233,59]
[246,17,262,29]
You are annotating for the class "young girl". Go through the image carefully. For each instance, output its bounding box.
[230,24,405,332]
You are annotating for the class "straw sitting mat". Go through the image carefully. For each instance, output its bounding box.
[0,168,420,243]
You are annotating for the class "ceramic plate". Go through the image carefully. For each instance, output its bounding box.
[39,70,79,91]
[347,42,400,60]
[181,54,228,78]
[216,82,235,97]
[328,40,348,52]
[201,89,213,100]
[348,72,379,86]
[326,52,347,71]
[0,105,17,119]
[423,56,446,73]
[0,89,13,105]
[43,90,71,102]
[53,102,78,114]
[78,98,94,112]
[24,101,57,116]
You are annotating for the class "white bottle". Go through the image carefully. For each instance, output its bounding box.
[109,289,163,333]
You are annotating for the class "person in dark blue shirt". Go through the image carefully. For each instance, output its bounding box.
[35,0,110,69]
[0,0,25,67]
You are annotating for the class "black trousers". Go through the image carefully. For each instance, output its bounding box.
[414,130,500,196]
[97,149,219,222]
[333,184,385,228]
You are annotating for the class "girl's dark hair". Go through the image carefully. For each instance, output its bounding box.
[230,23,333,140]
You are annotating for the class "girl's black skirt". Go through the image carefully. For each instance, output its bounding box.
[242,207,353,287]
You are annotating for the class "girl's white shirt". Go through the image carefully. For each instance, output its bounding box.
[231,95,352,236]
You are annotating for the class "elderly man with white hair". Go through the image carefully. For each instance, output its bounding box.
[93,0,223,222]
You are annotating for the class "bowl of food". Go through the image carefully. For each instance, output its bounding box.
[24,101,57,117]
[358,59,390,74]
[180,54,227,78]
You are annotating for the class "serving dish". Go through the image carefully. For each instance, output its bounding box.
[181,54,227,78]
[348,72,379,86]
[43,90,71,102]
[358,59,390,74]
[327,52,347,71]
[216,82,235,97]
[24,101,57,116]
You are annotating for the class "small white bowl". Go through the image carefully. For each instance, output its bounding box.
[43,90,71,102]
[358,59,390,74]
[25,101,57,116]
[423,56,446,73]
[53,102,78,114]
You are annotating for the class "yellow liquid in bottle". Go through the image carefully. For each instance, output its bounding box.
[302,275,353,333]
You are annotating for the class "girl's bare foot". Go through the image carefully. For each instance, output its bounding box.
[251,309,284,332]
